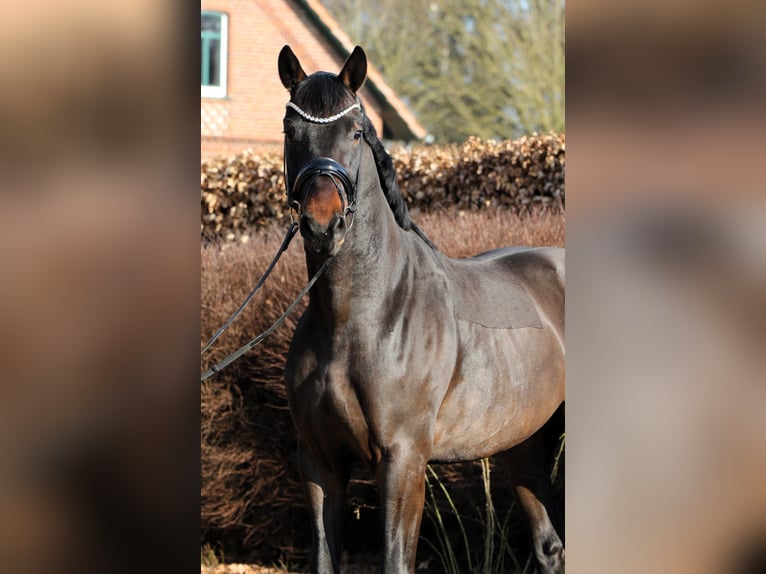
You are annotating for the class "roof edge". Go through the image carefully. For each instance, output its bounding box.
[295,0,428,141]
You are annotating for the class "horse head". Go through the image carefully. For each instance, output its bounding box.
[278,45,368,257]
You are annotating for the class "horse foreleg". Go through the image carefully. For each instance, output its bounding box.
[297,439,351,574]
[376,443,428,573]
[500,419,565,574]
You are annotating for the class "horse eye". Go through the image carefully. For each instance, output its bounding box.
[283,124,296,142]
[353,130,362,142]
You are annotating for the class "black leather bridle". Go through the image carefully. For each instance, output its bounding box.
[289,156,359,218]
[283,99,365,225]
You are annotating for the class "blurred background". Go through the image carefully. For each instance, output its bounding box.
[0,0,763,572]
[0,2,199,573]
[566,0,766,572]
[319,0,564,142]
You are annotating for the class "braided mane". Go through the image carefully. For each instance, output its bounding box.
[361,110,436,248]
[360,114,411,230]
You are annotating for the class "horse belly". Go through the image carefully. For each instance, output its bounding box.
[430,321,564,462]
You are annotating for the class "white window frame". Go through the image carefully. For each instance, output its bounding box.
[201,12,228,98]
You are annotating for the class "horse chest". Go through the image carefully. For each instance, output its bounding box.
[286,356,369,455]
[287,284,459,460]
[291,348,447,463]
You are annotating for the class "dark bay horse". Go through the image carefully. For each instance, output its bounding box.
[278,45,565,573]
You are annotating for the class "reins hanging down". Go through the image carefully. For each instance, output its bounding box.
[201,257,332,382]
[201,222,298,356]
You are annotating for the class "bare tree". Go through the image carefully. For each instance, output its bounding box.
[321,0,564,142]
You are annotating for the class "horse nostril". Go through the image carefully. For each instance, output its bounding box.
[300,214,337,248]
[299,216,321,240]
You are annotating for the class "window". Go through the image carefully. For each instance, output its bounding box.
[201,12,228,98]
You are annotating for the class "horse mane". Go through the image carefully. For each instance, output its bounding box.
[293,73,435,249]
[360,113,411,229]
[361,107,436,249]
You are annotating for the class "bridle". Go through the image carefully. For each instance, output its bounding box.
[201,98,369,381]
[283,99,365,228]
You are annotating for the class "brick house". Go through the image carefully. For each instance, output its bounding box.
[201,0,427,159]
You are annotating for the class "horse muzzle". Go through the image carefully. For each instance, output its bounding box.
[290,158,356,256]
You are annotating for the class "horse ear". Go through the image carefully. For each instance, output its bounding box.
[278,45,307,91]
[338,46,367,93]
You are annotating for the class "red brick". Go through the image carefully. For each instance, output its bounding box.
[201,0,407,159]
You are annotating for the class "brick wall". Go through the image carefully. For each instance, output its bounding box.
[201,0,383,159]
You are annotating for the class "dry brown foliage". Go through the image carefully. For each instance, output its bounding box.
[201,135,564,241]
[393,135,565,212]
[201,210,564,564]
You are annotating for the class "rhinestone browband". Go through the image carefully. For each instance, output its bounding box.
[286,101,361,124]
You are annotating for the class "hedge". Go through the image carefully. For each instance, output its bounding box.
[201,134,565,241]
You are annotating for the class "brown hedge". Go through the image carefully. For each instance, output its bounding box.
[201,134,565,241]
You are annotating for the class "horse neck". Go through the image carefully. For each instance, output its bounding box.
[305,166,405,326]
